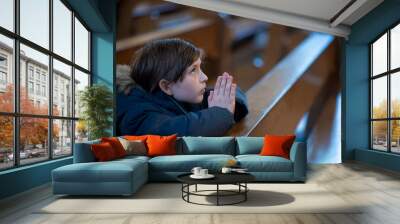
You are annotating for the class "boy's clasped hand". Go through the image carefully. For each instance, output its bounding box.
[208,72,236,115]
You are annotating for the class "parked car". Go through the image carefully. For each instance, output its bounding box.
[8,150,32,160]
[7,153,12,161]
[30,150,42,158]
[53,149,62,156]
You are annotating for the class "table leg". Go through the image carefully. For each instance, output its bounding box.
[217,184,219,206]
[245,183,247,201]
[187,184,190,202]
[181,184,183,199]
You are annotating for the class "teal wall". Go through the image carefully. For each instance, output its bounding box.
[355,149,400,172]
[91,0,117,136]
[0,158,72,199]
[0,0,117,200]
[343,0,400,171]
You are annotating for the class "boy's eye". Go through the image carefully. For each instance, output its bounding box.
[191,67,197,73]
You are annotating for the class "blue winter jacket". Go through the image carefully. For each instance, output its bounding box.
[116,85,249,137]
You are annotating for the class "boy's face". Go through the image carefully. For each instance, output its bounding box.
[169,58,208,103]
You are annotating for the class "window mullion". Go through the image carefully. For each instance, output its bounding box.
[71,11,76,155]
[388,30,391,153]
[370,45,373,149]
[13,0,20,167]
[49,0,53,160]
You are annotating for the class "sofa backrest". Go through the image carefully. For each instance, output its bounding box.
[75,136,301,162]
[235,137,264,155]
[73,139,100,163]
[178,137,236,155]
[74,137,236,163]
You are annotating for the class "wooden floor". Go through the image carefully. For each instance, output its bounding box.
[1,162,400,224]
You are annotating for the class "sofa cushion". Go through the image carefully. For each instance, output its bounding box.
[180,137,235,155]
[235,137,263,155]
[52,158,147,183]
[236,155,293,172]
[114,155,150,163]
[148,154,235,172]
[147,134,177,157]
[118,138,147,156]
[123,135,148,141]
[101,137,127,158]
[260,134,296,159]
[90,142,118,161]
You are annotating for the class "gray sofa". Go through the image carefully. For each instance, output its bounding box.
[52,136,307,196]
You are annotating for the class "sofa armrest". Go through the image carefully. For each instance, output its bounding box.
[289,142,307,181]
[73,140,100,163]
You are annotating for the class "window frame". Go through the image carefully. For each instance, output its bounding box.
[0,0,92,171]
[369,19,400,154]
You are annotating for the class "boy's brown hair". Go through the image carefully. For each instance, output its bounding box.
[130,38,203,93]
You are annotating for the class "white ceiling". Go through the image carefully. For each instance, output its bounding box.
[165,0,384,38]
[228,0,353,22]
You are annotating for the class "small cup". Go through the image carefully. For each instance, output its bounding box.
[221,167,232,173]
[191,167,202,176]
[199,168,208,176]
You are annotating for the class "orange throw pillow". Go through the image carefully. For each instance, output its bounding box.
[260,134,296,159]
[124,135,148,141]
[91,142,117,161]
[146,134,177,157]
[101,137,126,158]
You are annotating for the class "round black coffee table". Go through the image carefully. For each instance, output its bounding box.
[177,172,255,206]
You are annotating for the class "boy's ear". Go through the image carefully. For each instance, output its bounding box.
[159,79,173,95]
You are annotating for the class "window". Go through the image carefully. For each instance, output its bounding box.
[35,70,40,81]
[0,55,7,67]
[0,71,6,84]
[0,34,13,113]
[0,116,13,170]
[42,85,46,97]
[0,54,7,87]
[20,0,49,49]
[36,83,40,95]
[53,59,72,117]
[53,0,72,60]
[74,68,89,118]
[0,0,14,32]
[28,81,34,94]
[28,67,34,80]
[0,0,91,171]
[53,119,72,158]
[74,17,89,70]
[41,73,46,82]
[370,23,400,154]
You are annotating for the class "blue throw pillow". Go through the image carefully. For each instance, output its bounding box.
[180,137,235,155]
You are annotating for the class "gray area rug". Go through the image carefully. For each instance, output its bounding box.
[37,183,362,214]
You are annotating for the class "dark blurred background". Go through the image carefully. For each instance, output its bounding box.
[116,0,309,91]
